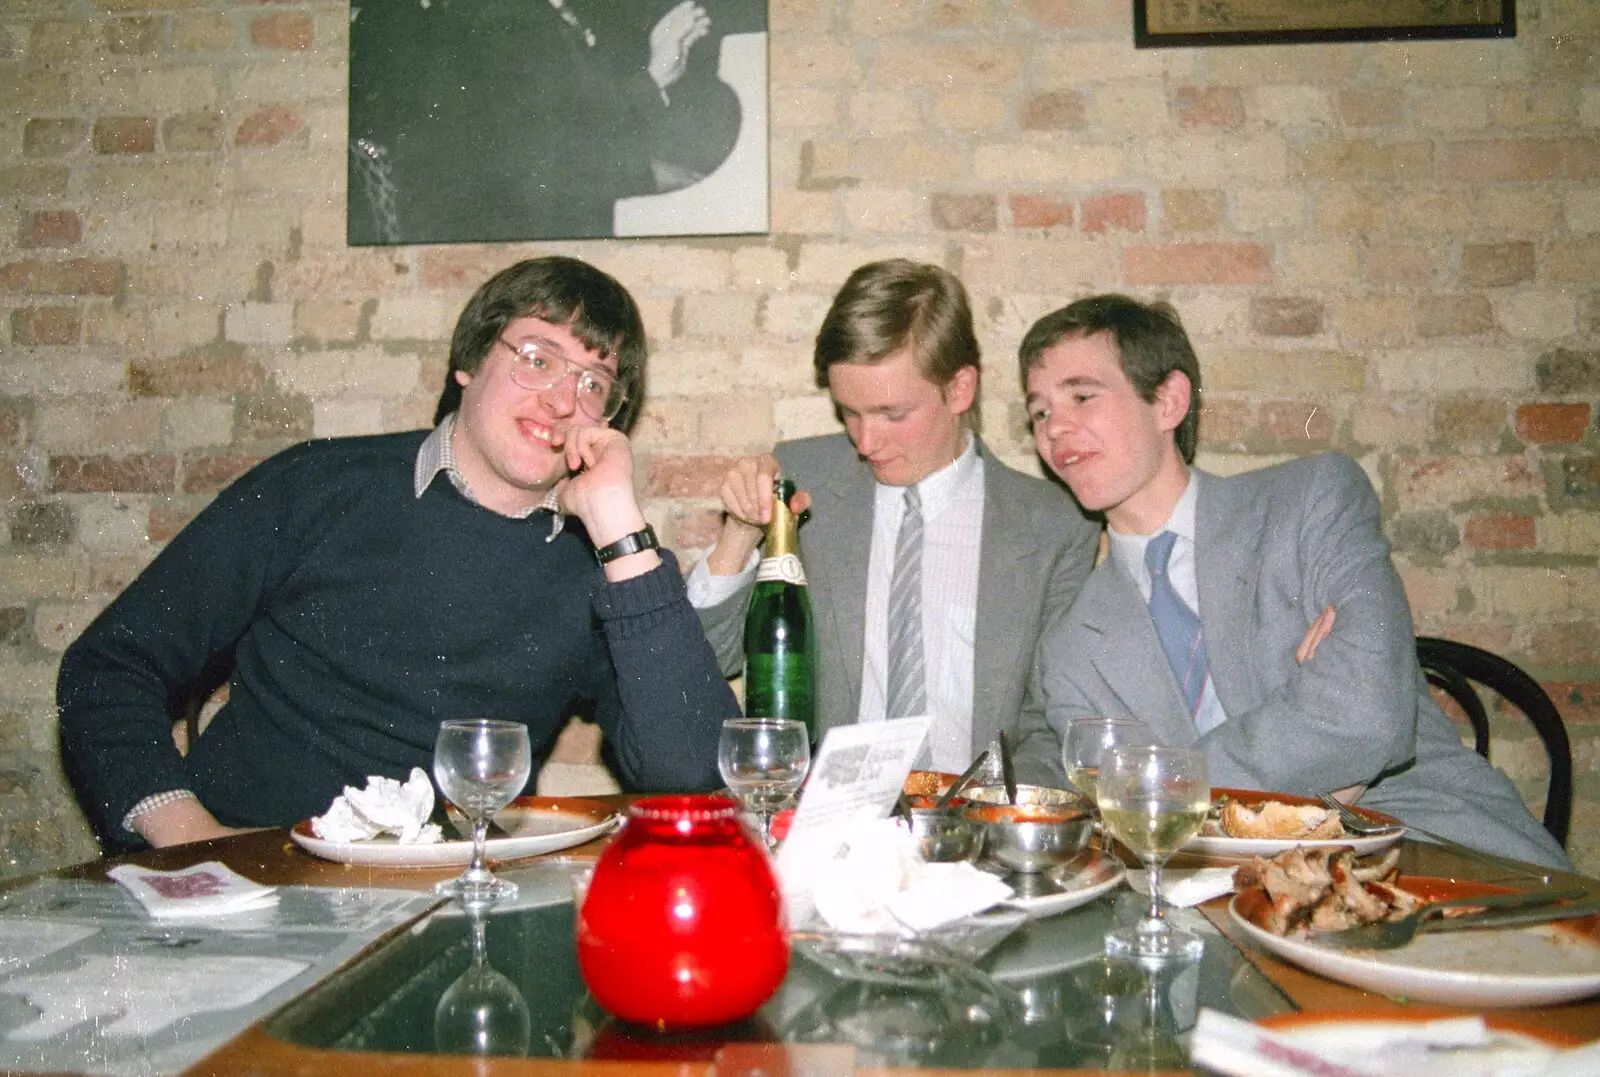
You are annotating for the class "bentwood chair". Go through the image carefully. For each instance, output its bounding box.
[1416,636,1573,848]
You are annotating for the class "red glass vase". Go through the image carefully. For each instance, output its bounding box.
[576,794,789,1028]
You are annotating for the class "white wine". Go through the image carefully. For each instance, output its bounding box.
[1065,765,1098,801]
[1098,797,1208,858]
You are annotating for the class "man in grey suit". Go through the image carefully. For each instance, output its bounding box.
[689,260,1100,780]
[1017,294,1568,869]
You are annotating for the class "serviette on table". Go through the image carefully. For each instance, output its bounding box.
[108,862,279,919]
[309,767,444,844]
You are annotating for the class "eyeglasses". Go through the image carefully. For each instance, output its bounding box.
[498,336,626,422]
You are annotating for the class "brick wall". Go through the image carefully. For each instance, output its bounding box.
[2,0,1595,877]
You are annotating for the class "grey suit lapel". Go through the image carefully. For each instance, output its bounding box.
[1193,470,1265,716]
[972,447,1035,753]
[806,452,875,723]
[1078,566,1196,746]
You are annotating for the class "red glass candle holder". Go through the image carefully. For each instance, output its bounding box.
[576,794,789,1028]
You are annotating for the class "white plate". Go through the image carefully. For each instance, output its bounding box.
[1184,787,1405,859]
[289,795,620,867]
[1228,884,1600,1008]
[1001,850,1126,919]
[1257,1013,1574,1076]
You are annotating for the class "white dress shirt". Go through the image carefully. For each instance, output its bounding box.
[1106,473,1226,734]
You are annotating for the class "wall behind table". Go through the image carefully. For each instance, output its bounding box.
[1,1,1595,878]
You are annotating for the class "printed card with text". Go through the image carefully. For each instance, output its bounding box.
[107,862,280,919]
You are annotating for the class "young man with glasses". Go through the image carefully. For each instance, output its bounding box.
[689,259,1100,781]
[59,257,738,851]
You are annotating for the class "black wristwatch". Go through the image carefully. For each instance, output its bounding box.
[594,525,659,564]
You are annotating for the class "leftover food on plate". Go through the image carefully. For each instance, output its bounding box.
[1203,793,1344,840]
[1232,845,1426,935]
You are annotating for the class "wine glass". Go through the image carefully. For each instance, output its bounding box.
[1062,717,1156,804]
[433,718,533,903]
[717,717,810,848]
[1095,744,1209,962]
[433,897,532,1057]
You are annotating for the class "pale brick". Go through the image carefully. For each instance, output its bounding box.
[730,249,792,291]
[1491,86,1576,130]
[0,357,125,397]
[699,392,779,452]
[175,12,237,52]
[1297,141,1433,183]
[762,293,832,341]
[1396,565,1461,621]
[739,345,822,397]
[1206,44,1359,85]
[223,301,293,345]
[681,293,760,339]
[1136,135,1286,185]
[1204,349,1365,395]
[842,188,924,233]
[1020,0,1125,30]
[962,236,1118,294]
[1416,294,1495,338]
[847,0,922,34]
[136,303,220,351]
[1567,189,1600,234]
[0,652,63,705]
[1165,293,1250,338]
[774,394,842,441]
[1371,42,1521,84]
[1545,239,1600,283]
[1277,241,1358,288]
[1433,398,1509,449]
[1544,513,1600,557]
[89,158,216,202]
[1416,86,1490,130]
[1362,244,1442,287]
[1375,349,1535,395]
[1230,188,1304,232]
[1440,139,1600,183]
[771,87,840,131]
[1331,297,1411,341]
[648,346,741,396]
[1250,86,1332,128]
[1093,80,1171,135]
[162,400,235,449]
[1492,292,1577,341]
[848,91,920,135]
[152,204,228,248]
[1583,87,1600,128]
[1033,42,1195,84]
[770,189,837,234]
[32,600,99,653]
[602,246,734,291]
[1351,395,1431,450]
[85,66,216,112]
[269,349,421,398]
[226,204,296,252]
[973,140,1123,185]
[1388,455,1545,510]
[312,399,384,439]
[0,552,83,605]
[1162,189,1225,233]
[932,91,1008,131]
[35,401,163,452]
[70,497,150,554]
[1475,567,1584,617]
[792,243,943,290]
[294,299,364,344]
[1474,188,1564,236]
[369,295,454,343]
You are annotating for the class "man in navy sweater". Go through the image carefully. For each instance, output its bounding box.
[58,256,738,851]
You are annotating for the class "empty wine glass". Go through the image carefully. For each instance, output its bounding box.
[433,718,532,903]
[1095,744,1209,962]
[433,897,531,1057]
[717,717,810,848]
[1062,717,1157,803]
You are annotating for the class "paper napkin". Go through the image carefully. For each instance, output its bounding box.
[108,862,280,919]
[309,767,444,844]
[1125,865,1237,907]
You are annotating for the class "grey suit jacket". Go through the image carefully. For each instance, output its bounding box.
[696,433,1100,782]
[1026,452,1568,870]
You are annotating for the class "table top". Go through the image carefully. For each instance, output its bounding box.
[11,798,1600,1076]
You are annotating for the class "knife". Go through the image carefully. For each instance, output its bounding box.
[997,730,1019,806]
[1424,896,1600,933]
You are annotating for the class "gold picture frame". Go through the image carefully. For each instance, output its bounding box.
[1134,0,1516,48]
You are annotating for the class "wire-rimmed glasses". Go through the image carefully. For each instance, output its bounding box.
[433,718,532,905]
[498,335,625,422]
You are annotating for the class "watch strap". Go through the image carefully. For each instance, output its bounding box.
[594,525,659,564]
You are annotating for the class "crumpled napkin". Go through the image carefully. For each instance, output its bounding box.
[1190,1008,1600,1077]
[309,767,444,844]
[791,816,1013,935]
[1127,865,1237,907]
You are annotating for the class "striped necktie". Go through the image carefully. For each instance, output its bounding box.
[886,487,926,719]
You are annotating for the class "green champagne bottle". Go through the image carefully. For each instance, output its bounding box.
[743,478,817,743]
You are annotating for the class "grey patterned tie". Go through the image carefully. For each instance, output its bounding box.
[1146,530,1210,719]
[886,487,926,719]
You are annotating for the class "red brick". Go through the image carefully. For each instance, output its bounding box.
[181,455,264,494]
[1123,243,1269,286]
[1019,90,1086,131]
[149,498,206,543]
[129,354,266,396]
[931,193,996,232]
[1196,398,1252,445]
[21,210,82,249]
[250,12,313,49]
[92,116,156,155]
[1251,297,1323,337]
[1260,402,1336,443]
[0,258,121,296]
[1080,192,1146,234]
[11,306,79,345]
[1438,139,1600,183]
[1461,242,1534,287]
[1530,625,1599,669]
[1417,294,1494,337]
[1176,86,1243,128]
[50,454,175,493]
[235,107,301,148]
[1462,512,1536,551]
[1515,403,1591,444]
[641,455,742,498]
[1009,194,1072,229]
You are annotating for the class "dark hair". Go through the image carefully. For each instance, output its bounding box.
[432,256,648,431]
[1018,294,1202,463]
[813,259,981,391]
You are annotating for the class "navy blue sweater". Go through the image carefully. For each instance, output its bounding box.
[58,431,737,845]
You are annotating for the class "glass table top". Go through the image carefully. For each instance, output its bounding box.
[262,861,1292,1070]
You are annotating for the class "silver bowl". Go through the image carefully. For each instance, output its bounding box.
[965,783,1090,812]
[966,804,1094,874]
[908,808,985,863]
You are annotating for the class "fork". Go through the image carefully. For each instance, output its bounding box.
[1318,794,1554,885]
[1311,887,1593,950]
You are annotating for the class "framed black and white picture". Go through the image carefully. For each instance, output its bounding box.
[1134,0,1514,49]
[347,1,769,246]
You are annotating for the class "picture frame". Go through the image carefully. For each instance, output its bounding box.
[1134,0,1516,49]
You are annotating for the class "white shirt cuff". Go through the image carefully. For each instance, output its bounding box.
[686,549,759,608]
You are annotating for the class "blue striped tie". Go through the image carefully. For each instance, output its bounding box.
[1146,530,1210,718]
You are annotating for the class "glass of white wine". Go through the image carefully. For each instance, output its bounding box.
[717,717,810,848]
[1063,717,1156,803]
[433,719,533,904]
[1095,744,1209,962]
